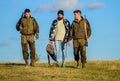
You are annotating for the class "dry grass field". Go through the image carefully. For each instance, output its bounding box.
[0,60,120,81]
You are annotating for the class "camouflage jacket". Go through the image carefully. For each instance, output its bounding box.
[69,17,91,40]
[16,16,39,35]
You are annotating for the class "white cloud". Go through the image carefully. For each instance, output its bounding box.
[87,2,105,9]
[34,0,105,12]
[34,0,82,12]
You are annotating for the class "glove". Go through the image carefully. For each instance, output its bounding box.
[35,33,39,40]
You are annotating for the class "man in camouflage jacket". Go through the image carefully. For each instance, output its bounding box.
[16,9,39,66]
[69,10,91,68]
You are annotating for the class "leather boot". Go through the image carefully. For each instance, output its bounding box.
[25,60,29,66]
[82,63,86,68]
[30,59,35,67]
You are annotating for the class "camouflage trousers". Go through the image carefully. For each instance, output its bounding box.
[73,39,86,63]
[21,35,35,60]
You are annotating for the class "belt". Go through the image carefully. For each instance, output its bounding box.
[22,33,34,36]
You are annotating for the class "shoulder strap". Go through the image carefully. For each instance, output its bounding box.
[83,19,88,39]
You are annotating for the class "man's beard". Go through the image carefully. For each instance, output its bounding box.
[58,17,63,20]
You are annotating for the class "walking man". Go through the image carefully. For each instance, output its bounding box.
[16,9,39,66]
[69,10,91,68]
[49,10,70,68]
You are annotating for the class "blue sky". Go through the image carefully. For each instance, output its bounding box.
[0,0,120,62]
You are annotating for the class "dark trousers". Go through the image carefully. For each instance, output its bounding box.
[74,46,86,63]
[73,39,86,63]
[22,41,35,60]
[21,35,35,61]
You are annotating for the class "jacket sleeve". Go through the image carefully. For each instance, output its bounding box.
[86,20,91,38]
[49,20,57,41]
[16,18,21,31]
[64,19,71,39]
[33,17,39,34]
[68,22,74,41]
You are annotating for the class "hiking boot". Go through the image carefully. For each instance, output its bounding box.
[61,64,66,68]
[25,60,29,66]
[35,54,39,62]
[55,63,59,67]
[54,62,59,67]
[76,61,79,67]
[30,60,35,67]
[82,63,86,68]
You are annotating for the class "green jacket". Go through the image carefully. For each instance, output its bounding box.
[69,17,91,40]
[16,16,39,35]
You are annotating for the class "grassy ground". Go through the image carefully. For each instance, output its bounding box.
[0,60,120,81]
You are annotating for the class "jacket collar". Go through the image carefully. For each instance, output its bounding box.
[23,16,32,19]
[73,16,84,23]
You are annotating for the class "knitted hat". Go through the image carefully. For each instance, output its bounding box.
[57,10,64,15]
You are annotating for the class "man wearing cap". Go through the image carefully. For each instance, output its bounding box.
[69,10,91,68]
[16,9,39,66]
[49,10,70,68]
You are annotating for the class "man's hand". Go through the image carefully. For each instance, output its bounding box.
[49,41,53,45]
[65,39,71,46]
[85,38,89,46]
[86,38,89,43]
[19,26,23,33]
[35,33,39,40]
[67,41,71,46]
[20,26,22,30]
[19,25,23,31]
